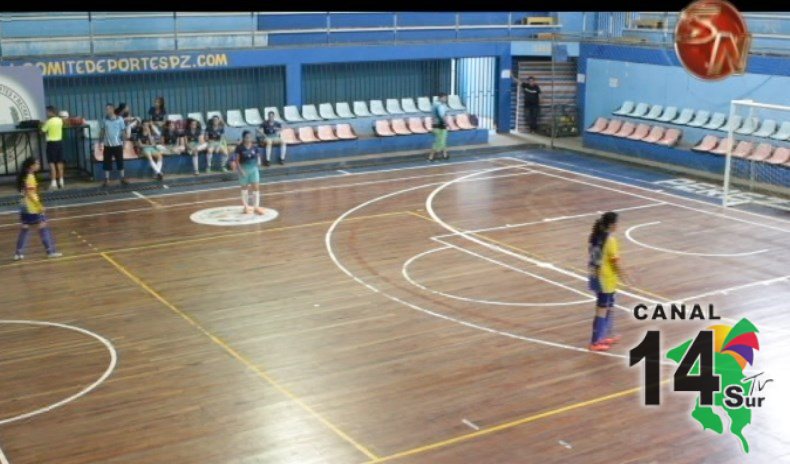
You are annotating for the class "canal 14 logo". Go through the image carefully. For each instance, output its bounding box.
[628,304,773,453]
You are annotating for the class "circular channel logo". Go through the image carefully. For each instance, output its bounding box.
[674,0,751,81]
[190,206,279,226]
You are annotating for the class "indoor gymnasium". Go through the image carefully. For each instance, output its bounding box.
[0,9,788,464]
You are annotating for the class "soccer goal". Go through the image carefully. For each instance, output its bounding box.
[722,100,790,210]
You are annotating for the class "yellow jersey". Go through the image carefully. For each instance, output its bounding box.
[42,116,63,142]
[21,173,43,214]
[598,235,620,293]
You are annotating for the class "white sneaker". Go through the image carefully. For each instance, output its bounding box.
[13,254,24,261]
[50,180,58,189]
[47,252,63,259]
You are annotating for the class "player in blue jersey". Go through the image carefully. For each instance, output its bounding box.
[232,131,265,215]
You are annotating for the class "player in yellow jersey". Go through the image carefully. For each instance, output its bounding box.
[587,212,629,352]
[14,157,62,261]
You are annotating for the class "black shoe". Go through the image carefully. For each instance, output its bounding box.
[263,160,271,167]
[157,173,164,181]
[101,180,109,188]
[427,154,435,162]
[120,178,130,186]
[278,158,285,165]
[443,153,450,161]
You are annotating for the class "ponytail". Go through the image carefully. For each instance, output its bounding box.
[16,157,37,193]
[589,211,618,245]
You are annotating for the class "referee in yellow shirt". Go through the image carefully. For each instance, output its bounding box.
[41,105,64,190]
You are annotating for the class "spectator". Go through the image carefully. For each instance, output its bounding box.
[205,116,230,173]
[519,76,541,132]
[257,111,287,166]
[98,103,128,187]
[185,119,208,176]
[116,103,141,140]
[137,121,165,181]
[429,92,450,162]
[161,120,186,155]
[41,105,64,190]
[148,96,167,128]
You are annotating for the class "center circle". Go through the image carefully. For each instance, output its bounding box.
[190,206,279,226]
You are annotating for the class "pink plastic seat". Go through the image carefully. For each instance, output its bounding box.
[375,119,396,137]
[747,143,773,161]
[642,126,665,143]
[657,128,681,146]
[732,141,754,158]
[446,115,460,131]
[614,121,636,138]
[455,113,476,130]
[298,126,319,143]
[586,117,608,133]
[390,118,412,135]
[316,125,338,141]
[280,128,300,144]
[766,146,790,165]
[335,124,357,140]
[625,123,650,140]
[408,117,429,134]
[692,135,720,152]
[600,119,623,135]
[423,117,433,131]
[711,138,736,156]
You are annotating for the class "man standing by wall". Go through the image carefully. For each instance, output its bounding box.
[98,103,129,187]
[519,76,541,132]
[41,106,64,190]
[429,93,450,162]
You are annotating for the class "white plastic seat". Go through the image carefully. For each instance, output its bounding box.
[631,103,650,118]
[673,108,695,125]
[263,107,282,122]
[735,117,759,135]
[244,108,264,126]
[301,105,322,121]
[206,111,222,122]
[283,106,304,122]
[353,101,372,117]
[613,101,635,116]
[84,120,100,140]
[335,102,355,119]
[656,106,678,122]
[369,100,388,116]
[770,121,790,141]
[720,114,743,133]
[753,119,777,138]
[643,105,663,120]
[385,99,404,114]
[187,112,206,127]
[167,114,184,122]
[686,110,710,127]
[401,98,419,113]
[702,112,727,130]
[417,97,432,113]
[447,95,466,111]
[319,103,340,120]
[226,110,246,128]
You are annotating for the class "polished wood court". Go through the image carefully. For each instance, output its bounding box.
[1,157,788,464]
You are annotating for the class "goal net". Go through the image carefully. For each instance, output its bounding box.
[722,100,790,210]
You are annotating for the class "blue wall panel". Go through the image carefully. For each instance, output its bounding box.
[457,28,511,40]
[328,31,396,44]
[330,13,394,28]
[267,33,329,46]
[459,13,510,26]
[394,30,456,42]
[257,14,327,30]
[1,18,90,38]
[176,15,253,33]
[396,13,456,27]
[91,17,174,35]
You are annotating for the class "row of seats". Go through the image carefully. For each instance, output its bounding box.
[586,118,681,146]
[612,101,790,141]
[166,95,467,127]
[374,114,477,137]
[692,136,790,166]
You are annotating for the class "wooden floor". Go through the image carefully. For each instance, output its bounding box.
[1,157,788,464]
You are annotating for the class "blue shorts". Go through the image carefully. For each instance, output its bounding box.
[21,212,47,225]
[238,163,260,186]
[589,276,615,308]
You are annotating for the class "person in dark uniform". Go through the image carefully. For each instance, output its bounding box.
[519,76,541,132]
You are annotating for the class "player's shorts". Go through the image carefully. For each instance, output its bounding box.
[46,141,64,164]
[238,163,260,186]
[141,146,162,157]
[264,135,282,144]
[432,128,448,150]
[208,140,227,151]
[188,142,208,153]
[20,212,47,225]
[596,292,616,308]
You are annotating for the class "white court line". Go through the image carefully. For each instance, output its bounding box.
[337,170,351,175]
[0,320,117,426]
[402,244,595,307]
[626,221,769,258]
[678,274,790,302]
[325,167,628,361]
[0,444,8,464]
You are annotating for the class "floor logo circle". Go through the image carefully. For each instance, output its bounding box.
[190,206,279,226]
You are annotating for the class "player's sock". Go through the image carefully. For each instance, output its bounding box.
[192,155,199,173]
[206,153,213,171]
[39,227,56,254]
[240,190,249,208]
[266,144,272,162]
[15,228,30,254]
[254,191,261,208]
[280,143,286,160]
[148,157,159,173]
[59,177,65,188]
[591,315,606,345]
[605,309,614,338]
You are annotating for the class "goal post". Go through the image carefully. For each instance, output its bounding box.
[722,99,790,210]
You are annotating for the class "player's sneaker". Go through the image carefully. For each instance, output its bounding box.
[243,207,253,215]
[602,335,622,345]
[47,252,63,259]
[588,342,611,352]
[254,207,266,215]
[13,254,24,261]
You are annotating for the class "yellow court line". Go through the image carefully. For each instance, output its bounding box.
[99,251,380,461]
[364,380,670,463]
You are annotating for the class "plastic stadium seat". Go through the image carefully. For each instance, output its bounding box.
[732,141,754,158]
[335,124,358,140]
[316,125,338,141]
[770,121,790,141]
[375,119,396,137]
[720,115,743,133]
[642,125,665,143]
[386,99,405,115]
[335,102,355,119]
[369,100,389,116]
[206,111,222,122]
[280,128,300,144]
[631,103,650,118]
[244,108,264,126]
[672,108,695,125]
[301,105,322,121]
[692,135,720,152]
[600,119,623,135]
[614,121,636,138]
[657,128,682,147]
[448,95,466,111]
[283,106,304,122]
[353,101,372,117]
[711,138,736,156]
[226,110,246,128]
[766,146,790,164]
[401,98,419,113]
[702,112,726,130]
[626,123,650,140]
[455,114,477,130]
[417,97,433,113]
[586,117,608,133]
[446,115,460,131]
[261,107,282,122]
[613,101,635,116]
[187,112,206,127]
[167,114,184,122]
[686,110,710,127]
[423,117,433,131]
[643,105,664,120]
[319,103,340,120]
[748,143,773,161]
[753,119,777,138]
[407,117,429,134]
[735,117,759,135]
[298,126,319,143]
[390,118,411,135]
[656,106,678,122]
